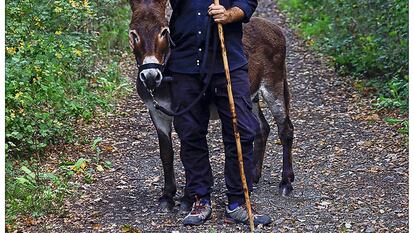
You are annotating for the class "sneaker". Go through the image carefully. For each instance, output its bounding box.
[182,197,212,226]
[224,203,271,226]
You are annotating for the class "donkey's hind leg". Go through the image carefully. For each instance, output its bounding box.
[261,80,294,196]
[252,96,270,184]
[149,110,176,212]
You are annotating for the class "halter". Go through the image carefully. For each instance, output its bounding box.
[138,62,165,73]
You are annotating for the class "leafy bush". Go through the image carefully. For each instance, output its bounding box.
[5,0,130,155]
[277,0,408,113]
[6,160,73,221]
[5,154,113,228]
[6,0,131,228]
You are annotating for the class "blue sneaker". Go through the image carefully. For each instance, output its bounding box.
[182,197,212,226]
[224,203,271,226]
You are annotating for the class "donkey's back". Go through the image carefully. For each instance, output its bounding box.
[243,17,287,96]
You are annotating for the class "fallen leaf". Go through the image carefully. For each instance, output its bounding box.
[104,145,114,152]
[93,224,102,230]
[96,165,104,172]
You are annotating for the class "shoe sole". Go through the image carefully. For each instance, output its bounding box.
[224,216,271,226]
[183,212,212,226]
[224,216,247,225]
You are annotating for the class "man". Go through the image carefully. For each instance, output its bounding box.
[166,0,271,226]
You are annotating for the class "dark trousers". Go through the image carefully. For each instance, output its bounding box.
[170,66,259,205]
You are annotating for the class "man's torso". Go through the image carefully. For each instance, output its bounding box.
[167,0,247,74]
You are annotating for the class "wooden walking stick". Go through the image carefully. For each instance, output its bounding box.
[213,0,255,231]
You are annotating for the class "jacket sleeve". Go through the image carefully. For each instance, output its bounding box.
[232,0,258,23]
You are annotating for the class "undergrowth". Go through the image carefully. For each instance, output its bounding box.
[277,0,408,134]
[5,0,131,229]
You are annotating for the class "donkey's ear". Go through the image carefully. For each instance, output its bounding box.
[160,27,175,47]
[129,29,140,51]
[160,27,170,37]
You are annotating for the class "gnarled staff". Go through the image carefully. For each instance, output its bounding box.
[213,0,254,231]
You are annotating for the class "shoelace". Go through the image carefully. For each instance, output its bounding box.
[190,196,207,215]
[241,204,258,216]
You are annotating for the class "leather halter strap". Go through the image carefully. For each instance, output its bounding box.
[138,62,165,73]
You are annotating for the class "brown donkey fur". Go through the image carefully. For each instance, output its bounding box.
[129,0,294,211]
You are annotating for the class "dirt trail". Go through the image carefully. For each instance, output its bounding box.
[27,1,408,232]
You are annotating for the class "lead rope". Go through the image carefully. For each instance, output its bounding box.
[153,16,218,116]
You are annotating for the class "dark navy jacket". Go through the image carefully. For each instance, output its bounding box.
[166,0,258,74]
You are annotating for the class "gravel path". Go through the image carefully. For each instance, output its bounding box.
[25,1,408,232]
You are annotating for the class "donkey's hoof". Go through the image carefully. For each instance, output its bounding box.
[252,168,262,184]
[158,197,175,212]
[179,199,193,215]
[253,173,261,184]
[278,181,293,197]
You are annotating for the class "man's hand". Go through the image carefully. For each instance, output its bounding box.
[208,4,245,25]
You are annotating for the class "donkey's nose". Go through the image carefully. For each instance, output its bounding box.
[155,73,162,81]
[140,72,157,90]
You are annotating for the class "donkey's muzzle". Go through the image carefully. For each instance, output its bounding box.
[141,72,161,90]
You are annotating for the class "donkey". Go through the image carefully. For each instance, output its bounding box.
[129,0,294,211]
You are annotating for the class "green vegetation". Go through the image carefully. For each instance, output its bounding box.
[6,157,77,223]
[277,0,408,133]
[6,0,131,228]
[6,0,131,155]
[6,152,114,228]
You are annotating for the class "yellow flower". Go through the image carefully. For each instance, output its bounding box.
[54,120,63,126]
[55,52,62,59]
[73,49,82,57]
[83,0,89,8]
[18,108,24,114]
[19,41,25,49]
[69,0,79,8]
[54,7,63,13]
[306,39,315,47]
[33,16,44,29]
[15,91,23,99]
[55,30,62,35]
[34,66,42,73]
[6,47,16,55]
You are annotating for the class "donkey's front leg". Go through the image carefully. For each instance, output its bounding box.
[149,110,176,212]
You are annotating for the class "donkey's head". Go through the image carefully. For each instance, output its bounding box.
[129,0,171,90]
